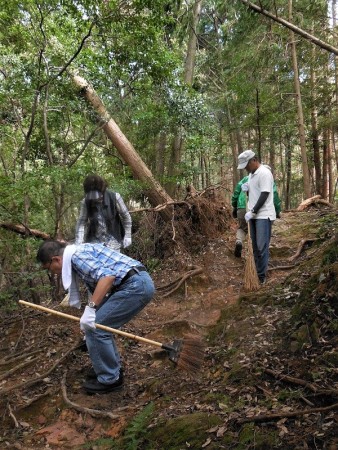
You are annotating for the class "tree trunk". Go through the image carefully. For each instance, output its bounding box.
[226,103,241,188]
[289,0,311,199]
[333,0,338,109]
[72,75,173,221]
[310,37,322,196]
[331,0,338,200]
[184,0,202,84]
[328,130,334,203]
[167,0,203,197]
[255,88,262,160]
[269,130,276,171]
[155,131,166,180]
[322,128,329,200]
[167,132,183,196]
[285,134,292,210]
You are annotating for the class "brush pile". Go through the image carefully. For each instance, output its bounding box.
[130,186,232,262]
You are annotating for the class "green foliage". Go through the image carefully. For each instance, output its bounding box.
[121,402,154,450]
[0,0,337,309]
[0,233,44,310]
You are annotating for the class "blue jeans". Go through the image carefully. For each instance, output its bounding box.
[249,219,272,281]
[84,271,155,384]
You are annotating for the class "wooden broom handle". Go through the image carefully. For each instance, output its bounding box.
[19,300,163,348]
[245,191,252,240]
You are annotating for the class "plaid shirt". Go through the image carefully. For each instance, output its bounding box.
[71,243,140,292]
[75,192,132,248]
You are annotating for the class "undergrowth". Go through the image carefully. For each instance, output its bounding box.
[83,402,155,450]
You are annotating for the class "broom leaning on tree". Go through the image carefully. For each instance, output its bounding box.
[237,150,277,285]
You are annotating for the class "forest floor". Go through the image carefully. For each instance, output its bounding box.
[0,207,337,449]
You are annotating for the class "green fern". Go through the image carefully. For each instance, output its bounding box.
[122,402,155,450]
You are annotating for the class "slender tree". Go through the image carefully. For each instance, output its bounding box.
[288,0,311,199]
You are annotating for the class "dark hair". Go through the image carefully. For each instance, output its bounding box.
[36,240,67,264]
[83,175,108,194]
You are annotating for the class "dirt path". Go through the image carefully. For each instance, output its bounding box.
[0,209,334,449]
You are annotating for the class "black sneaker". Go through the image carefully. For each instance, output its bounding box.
[84,375,123,394]
[86,368,97,379]
[234,241,242,258]
[86,367,124,381]
[78,340,88,352]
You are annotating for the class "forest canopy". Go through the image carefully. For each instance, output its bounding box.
[0,0,337,293]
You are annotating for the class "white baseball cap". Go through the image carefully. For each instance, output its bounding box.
[237,150,256,169]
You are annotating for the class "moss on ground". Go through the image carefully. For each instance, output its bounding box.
[143,412,222,450]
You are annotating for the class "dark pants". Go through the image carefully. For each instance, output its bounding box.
[249,219,272,281]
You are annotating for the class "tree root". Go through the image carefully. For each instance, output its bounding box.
[7,403,19,428]
[267,264,298,271]
[0,356,40,382]
[264,368,338,396]
[61,371,124,420]
[17,388,54,411]
[288,238,319,262]
[0,340,80,395]
[237,402,338,424]
[0,349,42,366]
[156,265,203,298]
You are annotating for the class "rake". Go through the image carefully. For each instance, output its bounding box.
[19,300,205,373]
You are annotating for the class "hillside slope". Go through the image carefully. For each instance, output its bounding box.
[0,207,337,449]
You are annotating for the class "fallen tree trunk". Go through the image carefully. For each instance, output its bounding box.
[0,222,50,240]
[296,194,335,211]
[72,75,173,222]
[297,195,334,210]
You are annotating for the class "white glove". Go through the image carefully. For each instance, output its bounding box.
[241,182,249,192]
[244,211,256,222]
[123,237,132,248]
[80,306,96,331]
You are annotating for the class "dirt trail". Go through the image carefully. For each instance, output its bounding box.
[0,209,333,449]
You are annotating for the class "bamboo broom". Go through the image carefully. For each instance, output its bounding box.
[243,223,260,291]
[243,193,260,292]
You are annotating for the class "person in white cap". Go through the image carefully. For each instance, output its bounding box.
[231,164,281,258]
[237,150,276,283]
[75,174,132,252]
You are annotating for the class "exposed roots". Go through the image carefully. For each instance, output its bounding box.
[131,191,231,262]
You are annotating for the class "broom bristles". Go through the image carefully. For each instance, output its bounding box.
[176,336,205,373]
[244,223,260,292]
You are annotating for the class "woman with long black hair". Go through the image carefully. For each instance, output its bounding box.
[75,174,132,252]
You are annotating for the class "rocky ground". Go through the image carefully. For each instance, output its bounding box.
[0,207,337,449]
